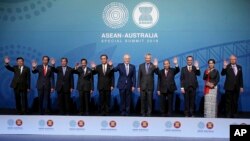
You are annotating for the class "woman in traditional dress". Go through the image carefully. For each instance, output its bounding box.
[203,59,220,118]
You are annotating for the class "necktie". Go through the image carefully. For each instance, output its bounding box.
[188,66,192,72]
[63,67,66,75]
[165,69,168,77]
[19,66,22,74]
[103,65,106,74]
[233,65,237,75]
[83,67,86,75]
[146,63,149,74]
[126,64,129,76]
[43,66,47,76]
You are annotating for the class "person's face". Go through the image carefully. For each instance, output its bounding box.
[61,59,67,67]
[81,60,87,67]
[16,59,24,66]
[101,56,107,64]
[164,61,170,69]
[208,61,214,69]
[123,56,130,64]
[230,56,237,64]
[145,55,151,64]
[42,57,49,65]
[186,57,193,66]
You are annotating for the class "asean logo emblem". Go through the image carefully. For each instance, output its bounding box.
[47,119,54,127]
[206,122,214,129]
[103,2,129,29]
[141,121,148,128]
[78,120,85,127]
[133,2,159,29]
[16,119,23,126]
[109,120,117,128]
[174,121,181,128]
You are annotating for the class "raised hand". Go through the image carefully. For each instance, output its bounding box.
[153,58,158,67]
[194,60,199,68]
[32,60,37,68]
[90,61,96,68]
[173,57,178,65]
[50,58,56,65]
[223,60,228,69]
[108,60,113,66]
[75,62,80,69]
[4,56,10,64]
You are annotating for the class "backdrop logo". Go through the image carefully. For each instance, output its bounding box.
[174,121,181,128]
[133,2,159,29]
[103,2,129,29]
[141,121,149,128]
[47,119,54,127]
[206,122,214,129]
[16,119,23,126]
[109,120,117,128]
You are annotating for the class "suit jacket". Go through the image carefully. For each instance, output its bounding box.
[221,64,243,91]
[52,66,74,92]
[32,65,55,90]
[203,69,220,87]
[180,66,201,89]
[92,64,114,91]
[5,64,30,90]
[157,66,180,93]
[137,62,158,91]
[73,67,94,91]
[113,63,136,89]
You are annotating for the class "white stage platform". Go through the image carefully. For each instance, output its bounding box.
[0,115,249,138]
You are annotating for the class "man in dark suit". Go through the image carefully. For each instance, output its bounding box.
[137,53,158,116]
[180,56,200,117]
[91,54,114,116]
[32,56,55,115]
[221,55,244,118]
[112,54,136,116]
[50,57,74,115]
[73,58,94,115]
[157,57,179,116]
[4,57,30,114]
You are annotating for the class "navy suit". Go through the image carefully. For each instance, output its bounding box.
[32,65,55,114]
[113,63,136,115]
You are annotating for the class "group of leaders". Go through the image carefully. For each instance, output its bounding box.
[4,53,243,118]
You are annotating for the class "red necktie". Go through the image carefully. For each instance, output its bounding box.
[43,66,47,76]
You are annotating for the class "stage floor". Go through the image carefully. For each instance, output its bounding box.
[0,135,228,141]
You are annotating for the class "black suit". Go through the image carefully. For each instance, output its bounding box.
[137,62,158,116]
[5,64,30,114]
[52,66,74,115]
[92,64,114,115]
[157,66,180,116]
[221,64,243,118]
[73,67,94,115]
[180,66,200,116]
[32,65,55,114]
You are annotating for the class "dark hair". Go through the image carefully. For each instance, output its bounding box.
[208,59,216,64]
[81,58,88,64]
[100,54,108,59]
[163,59,170,64]
[61,57,68,63]
[186,56,193,60]
[42,56,50,61]
[16,57,24,61]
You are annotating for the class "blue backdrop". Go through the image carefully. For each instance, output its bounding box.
[0,0,250,112]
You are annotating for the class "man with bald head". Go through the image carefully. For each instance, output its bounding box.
[112,54,136,116]
[221,55,244,118]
